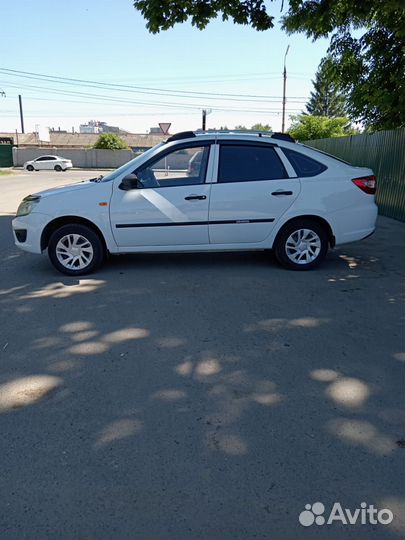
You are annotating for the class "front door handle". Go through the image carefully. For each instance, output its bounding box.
[184,195,207,200]
[271,190,293,196]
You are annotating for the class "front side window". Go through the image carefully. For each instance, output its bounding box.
[35,157,49,162]
[282,148,327,177]
[136,145,210,188]
[218,144,287,183]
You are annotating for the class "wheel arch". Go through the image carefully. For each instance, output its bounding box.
[274,214,335,248]
[41,216,108,253]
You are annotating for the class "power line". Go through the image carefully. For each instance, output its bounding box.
[0,67,309,102]
[1,82,305,114]
[5,93,299,114]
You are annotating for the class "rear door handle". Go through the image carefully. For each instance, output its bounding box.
[271,190,293,196]
[184,195,207,200]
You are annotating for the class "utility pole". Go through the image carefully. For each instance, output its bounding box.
[281,45,290,133]
[202,109,207,131]
[18,94,25,134]
[201,109,212,131]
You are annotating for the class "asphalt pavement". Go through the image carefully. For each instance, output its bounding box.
[0,170,404,539]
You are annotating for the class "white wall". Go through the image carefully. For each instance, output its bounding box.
[13,147,137,168]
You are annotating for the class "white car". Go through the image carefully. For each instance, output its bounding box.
[24,155,73,172]
[13,131,377,275]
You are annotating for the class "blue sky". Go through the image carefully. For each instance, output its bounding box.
[0,0,330,134]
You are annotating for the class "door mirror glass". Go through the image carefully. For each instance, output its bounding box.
[119,173,142,191]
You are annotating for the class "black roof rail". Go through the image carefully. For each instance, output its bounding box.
[271,132,295,142]
[166,131,196,143]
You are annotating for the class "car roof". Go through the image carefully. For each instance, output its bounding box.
[163,130,354,169]
[165,130,295,144]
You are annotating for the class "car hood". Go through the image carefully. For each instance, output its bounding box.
[32,180,102,198]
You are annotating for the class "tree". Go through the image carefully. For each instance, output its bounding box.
[283,1,405,130]
[234,124,272,131]
[133,0,405,131]
[251,123,272,132]
[93,133,129,150]
[133,0,274,33]
[288,115,357,142]
[306,57,346,117]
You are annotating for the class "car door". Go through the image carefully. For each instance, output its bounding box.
[208,142,301,244]
[110,142,213,248]
[39,156,55,170]
[33,156,48,170]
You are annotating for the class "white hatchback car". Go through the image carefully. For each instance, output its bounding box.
[24,155,73,172]
[13,131,377,275]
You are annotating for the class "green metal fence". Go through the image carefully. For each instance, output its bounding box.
[0,139,13,167]
[306,128,405,221]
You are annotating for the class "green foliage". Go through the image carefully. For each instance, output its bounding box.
[306,57,346,117]
[251,123,272,132]
[283,0,405,130]
[234,123,272,131]
[93,133,129,150]
[133,0,274,33]
[288,115,357,141]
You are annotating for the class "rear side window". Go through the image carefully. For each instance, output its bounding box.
[218,144,287,183]
[282,148,327,177]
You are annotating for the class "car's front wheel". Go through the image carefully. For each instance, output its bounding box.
[26,165,34,171]
[48,224,105,275]
[274,219,328,270]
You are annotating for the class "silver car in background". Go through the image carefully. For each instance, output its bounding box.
[24,155,73,172]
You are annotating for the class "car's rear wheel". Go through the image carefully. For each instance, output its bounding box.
[54,165,63,172]
[26,165,34,171]
[48,224,105,275]
[274,219,328,270]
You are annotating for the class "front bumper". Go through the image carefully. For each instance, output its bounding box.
[12,213,51,254]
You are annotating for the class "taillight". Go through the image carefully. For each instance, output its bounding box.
[352,175,377,195]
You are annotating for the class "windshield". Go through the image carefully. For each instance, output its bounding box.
[101,143,164,182]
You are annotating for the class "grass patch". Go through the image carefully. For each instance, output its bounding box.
[0,169,16,176]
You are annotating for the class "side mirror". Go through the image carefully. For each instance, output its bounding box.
[119,173,142,191]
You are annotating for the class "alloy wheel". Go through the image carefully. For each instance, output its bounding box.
[55,234,94,270]
[285,228,321,264]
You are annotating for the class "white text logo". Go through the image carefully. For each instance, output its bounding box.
[298,502,393,527]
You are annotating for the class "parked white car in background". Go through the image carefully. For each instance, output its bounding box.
[24,155,73,172]
[13,131,378,275]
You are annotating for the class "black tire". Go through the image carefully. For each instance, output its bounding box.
[26,165,34,171]
[274,219,328,270]
[54,165,63,172]
[48,224,105,276]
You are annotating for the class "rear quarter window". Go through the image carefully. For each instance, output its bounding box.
[282,148,327,177]
[218,144,287,183]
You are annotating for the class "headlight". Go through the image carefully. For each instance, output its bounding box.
[16,195,41,217]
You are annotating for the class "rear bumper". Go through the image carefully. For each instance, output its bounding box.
[361,230,375,241]
[333,203,378,246]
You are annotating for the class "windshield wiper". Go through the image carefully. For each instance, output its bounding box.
[89,175,104,183]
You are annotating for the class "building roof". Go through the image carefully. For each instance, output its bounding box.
[0,132,167,148]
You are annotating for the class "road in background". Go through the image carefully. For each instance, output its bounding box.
[0,172,404,539]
